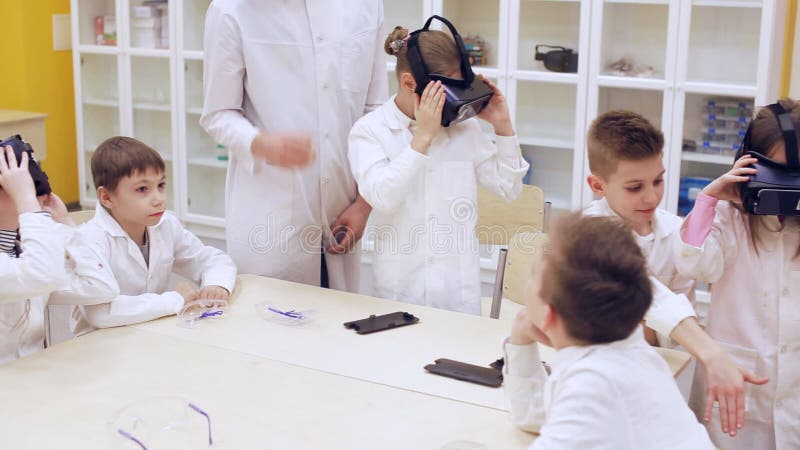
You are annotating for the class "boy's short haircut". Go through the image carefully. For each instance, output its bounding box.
[587,110,664,179]
[539,212,652,344]
[91,136,165,192]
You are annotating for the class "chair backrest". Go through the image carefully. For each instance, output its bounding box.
[476,184,545,245]
[68,209,95,225]
[502,231,549,306]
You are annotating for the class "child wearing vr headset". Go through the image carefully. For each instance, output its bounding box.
[676,98,800,449]
[503,213,715,449]
[347,16,528,314]
[0,140,74,364]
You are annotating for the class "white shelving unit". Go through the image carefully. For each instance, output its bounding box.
[72,0,222,239]
[72,0,786,246]
[584,0,785,213]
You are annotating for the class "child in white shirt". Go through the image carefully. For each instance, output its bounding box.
[675,99,800,449]
[0,145,74,363]
[60,137,237,334]
[503,212,714,450]
[348,25,528,314]
[582,111,764,437]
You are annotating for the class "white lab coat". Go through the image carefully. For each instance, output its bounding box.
[0,213,68,364]
[1,211,141,364]
[200,0,388,292]
[66,203,237,335]
[584,198,697,347]
[674,200,800,449]
[503,328,715,450]
[348,97,528,314]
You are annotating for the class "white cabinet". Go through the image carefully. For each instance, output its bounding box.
[72,0,222,239]
[72,0,786,245]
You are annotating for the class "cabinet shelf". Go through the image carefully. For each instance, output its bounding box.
[519,137,574,150]
[682,81,756,98]
[692,0,761,7]
[133,102,171,112]
[129,48,170,58]
[513,70,579,84]
[77,45,119,55]
[83,97,119,108]
[188,157,228,169]
[597,75,667,90]
[184,50,204,61]
[681,152,734,165]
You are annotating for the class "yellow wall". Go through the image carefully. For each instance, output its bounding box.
[0,0,78,203]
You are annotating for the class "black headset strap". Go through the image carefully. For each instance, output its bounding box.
[407,15,474,92]
[766,103,800,170]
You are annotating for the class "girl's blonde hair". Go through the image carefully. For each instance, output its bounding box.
[383,26,461,80]
[736,97,800,257]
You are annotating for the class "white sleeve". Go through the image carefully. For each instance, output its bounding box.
[348,123,429,213]
[673,204,736,284]
[199,3,260,170]
[363,5,388,114]
[48,228,118,306]
[531,368,633,450]
[472,123,529,202]
[167,215,237,293]
[643,277,696,340]
[77,292,185,329]
[0,213,68,303]
[503,341,548,433]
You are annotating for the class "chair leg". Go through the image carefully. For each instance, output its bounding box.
[490,248,508,319]
[543,201,552,233]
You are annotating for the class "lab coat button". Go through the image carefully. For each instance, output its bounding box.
[782,287,789,296]
[321,177,329,185]
[781,345,788,354]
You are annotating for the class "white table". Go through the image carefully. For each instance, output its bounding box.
[0,328,533,449]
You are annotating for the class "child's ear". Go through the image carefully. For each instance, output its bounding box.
[400,72,417,94]
[587,174,606,196]
[540,304,557,333]
[97,186,113,209]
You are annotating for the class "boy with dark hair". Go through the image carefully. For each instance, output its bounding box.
[503,213,714,449]
[60,136,237,334]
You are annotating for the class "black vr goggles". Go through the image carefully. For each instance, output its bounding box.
[737,103,800,215]
[535,45,578,73]
[407,15,493,127]
[1,134,51,197]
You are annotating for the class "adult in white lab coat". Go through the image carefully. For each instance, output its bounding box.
[201,0,388,292]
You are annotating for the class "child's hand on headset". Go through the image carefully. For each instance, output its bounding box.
[0,146,39,214]
[412,80,445,154]
[477,74,514,137]
[702,154,759,203]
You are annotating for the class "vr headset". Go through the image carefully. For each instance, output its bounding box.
[0,134,51,196]
[737,103,800,215]
[406,15,493,127]
[535,45,578,73]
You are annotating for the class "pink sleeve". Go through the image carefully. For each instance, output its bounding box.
[681,193,719,247]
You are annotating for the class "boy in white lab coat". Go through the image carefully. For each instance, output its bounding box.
[581,111,767,437]
[503,213,715,450]
[62,137,237,335]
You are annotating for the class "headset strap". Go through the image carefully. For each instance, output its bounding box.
[767,103,800,170]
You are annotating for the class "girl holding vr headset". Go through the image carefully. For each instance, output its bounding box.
[675,98,800,449]
[347,17,528,314]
